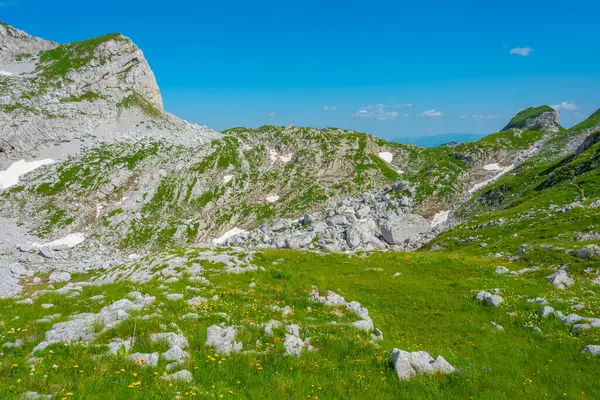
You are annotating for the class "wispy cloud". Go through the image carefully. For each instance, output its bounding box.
[323,106,338,111]
[472,114,502,119]
[552,101,578,111]
[418,109,443,117]
[509,47,533,56]
[460,116,467,119]
[353,104,411,120]
[268,112,276,117]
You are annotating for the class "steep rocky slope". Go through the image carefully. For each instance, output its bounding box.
[0,23,213,161]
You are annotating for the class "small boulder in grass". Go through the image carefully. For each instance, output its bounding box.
[392,349,455,380]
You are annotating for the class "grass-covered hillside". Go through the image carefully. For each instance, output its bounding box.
[2,248,600,399]
[429,110,600,263]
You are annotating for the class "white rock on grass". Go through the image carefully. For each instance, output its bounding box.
[166,293,184,301]
[32,293,155,354]
[573,324,591,332]
[16,298,33,305]
[309,287,375,332]
[490,321,504,331]
[22,392,54,400]
[495,266,510,275]
[3,339,24,348]
[545,270,574,290]
[162,346,190,364]
[128,352,159,367]
[474,291,503,307]
[150,332,189,349]
[283,334,313,356]
[107,337,133,355]
[582,345,600,356]
[538,306,555,317]
[161,369,193,382]
[205,325,242,355]
[392,349,454,380]
[48,271,71,283]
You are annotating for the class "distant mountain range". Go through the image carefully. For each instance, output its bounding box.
[393,133,487,148]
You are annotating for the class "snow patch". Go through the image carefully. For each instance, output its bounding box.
[223,175,233,184]
[0,70,13,76]
[32,233,86,249]
[397,169,404,174]
[0,159,55,190]
[431,211,450,227]
[266,195,280,203]
[269,149,293,163]
[378,152,394,163]
[483,163,503,171]
[212,228,249,245]
[468,165,515,194]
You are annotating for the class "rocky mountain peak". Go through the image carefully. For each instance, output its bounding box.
[502,105,561,132]
[0,22,56,62]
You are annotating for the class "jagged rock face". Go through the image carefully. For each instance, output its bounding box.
[520,111,561,133]
[0,23,56,62]
[0,26,203,159]
[503,106,561,133]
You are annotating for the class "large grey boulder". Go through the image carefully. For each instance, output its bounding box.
[546,270,574,290]
[205,325,242,355]
[474,290,503,307]
[380,214,431,245]
[392,349,455,380]
[48,271,71,283]
[151,332,189,349]
[538,306,555,317]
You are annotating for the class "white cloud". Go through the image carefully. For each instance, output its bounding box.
[353,104,410,120]
[552,101,578,111]
[418,109,443,117]
[460,116,467,119]
[323,106,339,111]
[509,47,533,56]
[268,112,276,117]
[472,114,502,119]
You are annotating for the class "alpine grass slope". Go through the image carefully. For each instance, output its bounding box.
[1,23,600,399]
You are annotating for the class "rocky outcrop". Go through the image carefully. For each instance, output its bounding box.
[0,23,56,62]
[502,106,561,133]
[0,23,213,159]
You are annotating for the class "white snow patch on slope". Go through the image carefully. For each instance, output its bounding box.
[223,175,233,184]
[483,163,503,171]
[0,70,13,76]
[0,159,55,190]
[32,233,86,249]
[468,165,515,194]
[397,169,404,174]
[378,152,394,163]
[266,195,280,203]
[212,228,249,245]
[269,149,293,163]
[431,211,450,227]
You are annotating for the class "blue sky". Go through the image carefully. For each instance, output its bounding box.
[2,0,600,139]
